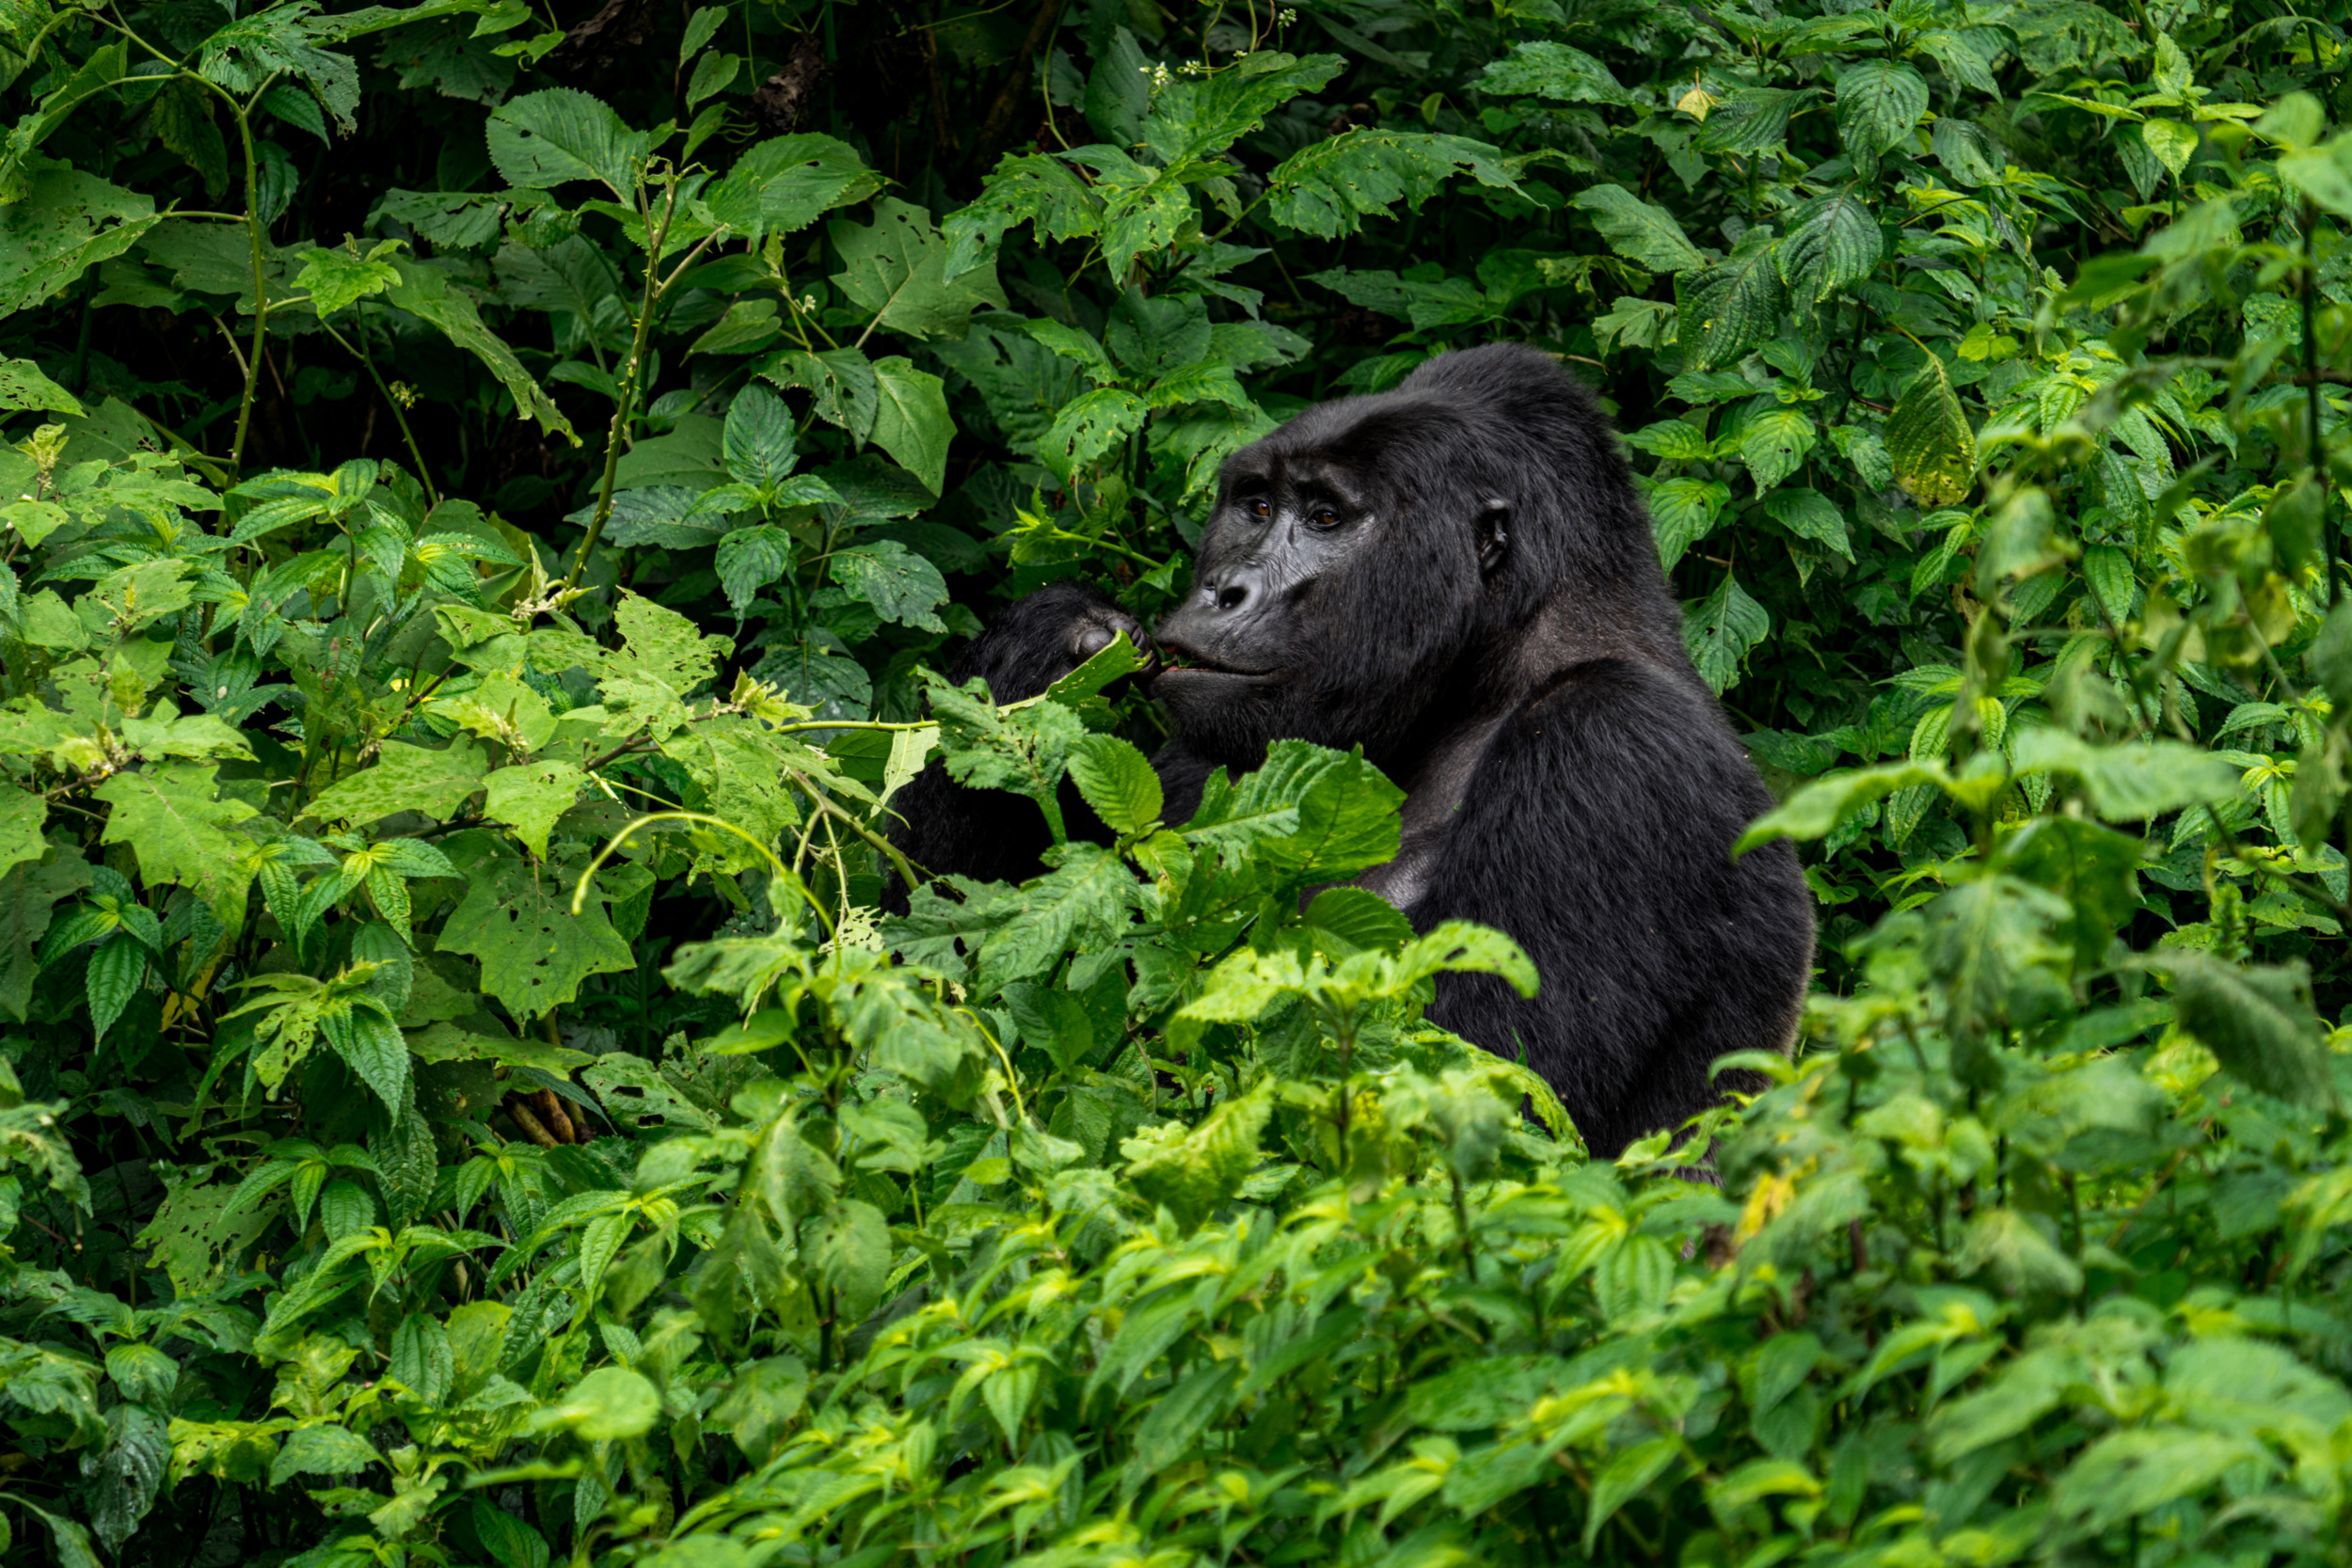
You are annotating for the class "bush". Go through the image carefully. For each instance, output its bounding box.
[0,1,2349,1565]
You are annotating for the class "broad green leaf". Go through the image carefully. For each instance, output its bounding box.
[1121,1084,1272,1228]
[2008,730,2240,818]
[1886,356,1976,505]
[1038,388,1150,482]
[1683,573,1771,693]
[305,736,489,827]
[1681,230,1783,371]
[0,786,45,879]
[1776,189,1880,302]
[0,163,160,316]
[723,383,797,490]
[940,151,1101,282]
[1585,1437,1683,1550]
[828,197,1004,342]
[1264,130,1525,240]
[761,346,878,442]
[831,539,947,632]
[1067,735,1163,836]
[1643,476,1732,571]
[2163,953,2333,1108]
[269,1423,379,1485]
[1762,487,1853,561]
[1836,61,1929,163]
[531,1366,660,1439]
[0,356,83,417]
[2141,118,2198,177]
[437,839,634,1020]
[869,356,952,495]
[93,764,258,929]
[977,842,1137,989]
[485,87,652,197]
[1479,40,1629,104]
[483,761,584,860]
[1740,408,1819,494]
[294,241,401,315]
[715,525,793,614]
[1571,186,1707,273]
[704,134,878,242]
[84,935,145,1043]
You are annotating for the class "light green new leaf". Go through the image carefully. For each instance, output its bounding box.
[269,1423,379,1485]
[1736,760,1957,852]
[2163,953,2333,1107]
[305,736,489,827]
[294,242,402,316]
[1571,186,1707,273]
[1643,477,1732,571]
[1886,356,1976,505]
[0,786,45,879]
[533,1367,660,1440]
[484,761,585,860]
[2007,730,2239,818]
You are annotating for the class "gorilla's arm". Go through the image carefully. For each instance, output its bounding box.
[1411,657,1814,1159]
[885,581,1160,902]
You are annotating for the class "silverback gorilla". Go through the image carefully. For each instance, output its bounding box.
[893,343,1814,1157]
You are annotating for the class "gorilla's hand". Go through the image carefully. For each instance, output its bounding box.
[950,579,1157,704]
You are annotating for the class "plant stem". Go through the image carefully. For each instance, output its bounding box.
[564,179,681,595]
[227,87,278,479]
[2304,196,2335,608]
[320,312,437,506]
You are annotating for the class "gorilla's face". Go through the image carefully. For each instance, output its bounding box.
[1150,415,1500,768]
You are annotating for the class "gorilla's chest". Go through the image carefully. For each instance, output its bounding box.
[1352,714,1508,913]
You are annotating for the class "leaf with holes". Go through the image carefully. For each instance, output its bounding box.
[1887,356,1977,505]
[1684,573,1771,694]
[832,539,948,632]
[1740,408,1820,494]
[436,841,634,1022]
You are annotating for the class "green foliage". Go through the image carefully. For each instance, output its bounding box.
[1,2,2351,1567]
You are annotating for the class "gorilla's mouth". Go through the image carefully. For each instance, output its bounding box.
[1152,641,1272,681]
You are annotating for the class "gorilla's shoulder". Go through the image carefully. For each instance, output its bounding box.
[1496,656,1770,802]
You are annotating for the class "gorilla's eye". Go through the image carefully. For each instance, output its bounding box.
[1248,498,1270,518]
[1307,507,1341,531]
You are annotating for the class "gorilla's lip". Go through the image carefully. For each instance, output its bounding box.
[1151,641,1273,681]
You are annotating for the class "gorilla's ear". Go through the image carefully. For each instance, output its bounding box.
[1475,499,1511,575]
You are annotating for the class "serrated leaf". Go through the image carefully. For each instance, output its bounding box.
[1776,188,1881,302]
[831,539,947,632]
[1643,476,1732,571]
[94,764,258,931]
[1740,408,1819,494]
[703,134,876,244]
[1039,388,1150,482]
[437,845,634,1021]
[1886,356,1977,505]
[483,761,584,860]
[1264,130,1525,239]
[715,525,794,614]
[305,736,489,827]
[1571,185,1707,273]
[828,197,1002,342]
[1683,572,1771,693]
[762,346,879,442]
[1681,230,1783,370]
[1068,735,1163,836]
[485,87,652,198]
[1836,60,1929,163]
[722,383,797,489]
[85,935,145,1043]
[1762,486,1853,561]
[1479,40,1629,104]
[869,356,950,495]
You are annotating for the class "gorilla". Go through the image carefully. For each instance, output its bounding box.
[892,342,1814,1158]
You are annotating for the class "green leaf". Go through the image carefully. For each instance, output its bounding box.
[485,87,652,198]
[722,383,797,490]
[1740,408,1819,494]
[1038,388,1150,482]
[2140,118,2198,177]
[1683,572,1771,694]
[2163,953,2334,1108]
[1885,356,1976,505]
[533,1366,661,1439]
[1836,61,1929,163]
[0,356,83,417]
[703,134,878,244]
[483,761,584,860]
[1736,760,1956,851]
[1479,40,1629,104]
[1067,735,1163,835]
[1762,486,1853,561]
[1585,1437,1684,1550]
[869,356,951,495]
[828,197,1004,342]
[977,843,1137,989]
[2008,730,2240,818]
[305,736,489,827]
[1570,186,1708,273]
[831,539,947,632]
[1264,130,1525,240]
[940,151,1101,282]
[386,258,572,438]
[1775,189,1881,302]
[294,241,402,316]
[321,1000,408,1113]
[436,839,634,1021]
[269,1423,380,1485]
[1121,1083,1272,1229]
[0,163,161,317]
[715,525,793,614]
[2050,1428,2267,1543]
[1644,476,1732,571]
[103,1343,178,1406]
[93,763,258,931]
[761,346,878,442]
[1931,117,2002,185]
[84,935,145,1044]
[803,1196,892,1323]
[0,786,46,881]
[87,1404,168,1553]
[1680,230,1783,371]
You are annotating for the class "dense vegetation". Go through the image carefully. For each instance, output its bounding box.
[0,0,2350,1564]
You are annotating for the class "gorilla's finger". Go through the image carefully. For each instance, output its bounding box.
[1073,623,1117,659]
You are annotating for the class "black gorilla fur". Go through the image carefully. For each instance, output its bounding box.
[891,343,1814,1157]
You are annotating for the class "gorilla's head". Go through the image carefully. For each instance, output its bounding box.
[1151,342,1682,770]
